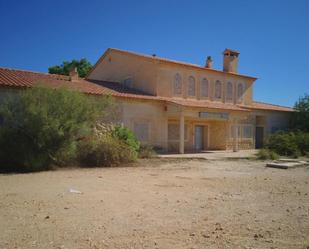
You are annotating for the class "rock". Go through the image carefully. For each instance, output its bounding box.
[45,215,50,219]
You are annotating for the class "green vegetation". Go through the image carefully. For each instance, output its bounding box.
[48,58,93,78]
[265,131,309,158]
[290,93,309,132]
[112,125,140,152]
[77,124,139,167]
[77,134,138,167]
[256,148,279,160]
[138,145,157,158]
[259,93,309,159]
[0,86,113,172]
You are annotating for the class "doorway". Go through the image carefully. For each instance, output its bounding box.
[255,126,264,148]
[195,125,205,151]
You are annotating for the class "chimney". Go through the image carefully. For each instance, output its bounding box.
[69,67,79,81]
[223,49,239,73]
[205,56,213,69]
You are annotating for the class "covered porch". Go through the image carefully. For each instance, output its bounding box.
[165,103,255,154]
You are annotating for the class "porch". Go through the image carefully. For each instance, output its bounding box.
[166,106,255,154]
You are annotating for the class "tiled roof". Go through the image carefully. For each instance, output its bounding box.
[168,98,249,111]
[0,67,293,112]
[0,67,155,97]
[241,101,294,112]
[87,48,258,80]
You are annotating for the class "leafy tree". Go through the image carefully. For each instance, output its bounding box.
[48,58,93,78]
[0,85,113,172]
[290,93,309,132]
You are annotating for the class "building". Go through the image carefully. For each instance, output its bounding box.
[0,48,294,153]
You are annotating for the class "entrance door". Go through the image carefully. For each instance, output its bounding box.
[255,126,264,148]
[195,125,204,151]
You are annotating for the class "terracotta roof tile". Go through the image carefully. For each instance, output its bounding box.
[239,101,294,112]
[168,98,249,111]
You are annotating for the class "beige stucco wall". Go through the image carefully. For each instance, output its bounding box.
[156,63,254,105]
[118,99,168,150]
[88,50,255,106]
[88,50,159,95]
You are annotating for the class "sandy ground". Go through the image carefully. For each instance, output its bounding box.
[0,158,309,249]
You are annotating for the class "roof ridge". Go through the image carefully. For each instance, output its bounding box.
[253,100,293,109]
[98,48,258,80]
[0,67,70,80]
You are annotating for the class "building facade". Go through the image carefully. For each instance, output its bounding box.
[0,48,294,153]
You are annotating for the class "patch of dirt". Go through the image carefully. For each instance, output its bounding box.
[0,159,309,249]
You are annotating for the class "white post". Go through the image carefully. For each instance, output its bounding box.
[233,125,239,152]
[179,112,185,154]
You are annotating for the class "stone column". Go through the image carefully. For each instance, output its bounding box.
[179,112,185,154]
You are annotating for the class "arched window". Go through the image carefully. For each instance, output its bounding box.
[173,73,182,95]
[226,82,233,101]
[215,80,222,99]
[201,78,209,98]
[188,76,196,96]
[237,83,244,102]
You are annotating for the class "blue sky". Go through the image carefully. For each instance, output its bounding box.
[0,0,308,107]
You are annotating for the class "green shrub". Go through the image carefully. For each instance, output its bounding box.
[295,132,309,155]
[266,131,309,158]
[77,135,137,167]
[139,145,157,158]
[266,132,300,157]
[257,149,279,160]
[290,93,309,132]
[112,125,140,152]
[0,86,113,172]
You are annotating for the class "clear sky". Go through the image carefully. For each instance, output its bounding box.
[0,0,308,107]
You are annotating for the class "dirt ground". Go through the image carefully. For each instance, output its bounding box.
[0,158,309,249]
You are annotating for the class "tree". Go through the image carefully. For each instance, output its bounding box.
[290,93,309,132]
[0,86,113,172]
[48,58,93,78]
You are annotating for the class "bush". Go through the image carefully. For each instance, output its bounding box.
[265,131,309,158]
[266,132,300,157]
[257,149,279,160]
[0,86,113,172]
[77,135,137,167]
[112,125,140,152]
[295,132,309,155]
[290,93,309,132]
[139,145,157,158]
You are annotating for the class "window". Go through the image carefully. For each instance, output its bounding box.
[200,78,209,98]
[173,73,182,95]
[230,125,241,138]
[243,125,252,138]
[215,80,222,99]
[188,76,196,96]
[168,124,188,140]
[134,122,149,142]
[237,83,244,102]
[226,82,233,101]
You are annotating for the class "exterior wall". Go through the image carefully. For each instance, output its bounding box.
[88,50,159,95]
[252,110,292,139]
[157,63,254,106]
[88,50,255,106]
[118,99,168,150]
